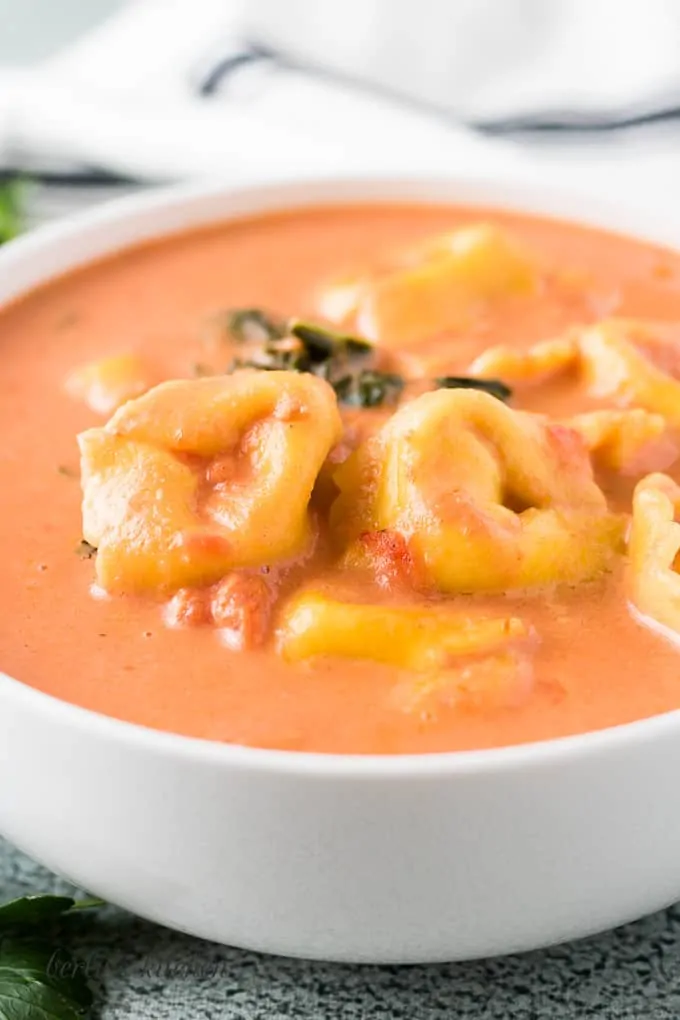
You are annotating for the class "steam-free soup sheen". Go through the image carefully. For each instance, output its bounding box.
[3,202,680,754]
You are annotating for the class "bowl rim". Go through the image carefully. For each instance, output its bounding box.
[3,168,680,778]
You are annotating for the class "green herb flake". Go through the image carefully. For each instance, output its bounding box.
[288,321,337,363]
[264,336,310,371]
[331,374,354,401]
[434,375,513,402]
[289,320,373,365]
[343,336,374,358]
[230,336,310,374]
[335,369,405,409]
[57,465,77,479]
[225,309,401,406]
[75,540,97,560]
[230,356,282,373]
[0,178,27,245]
[226,308,286,344]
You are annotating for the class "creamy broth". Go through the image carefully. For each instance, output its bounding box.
[3,202,680,754]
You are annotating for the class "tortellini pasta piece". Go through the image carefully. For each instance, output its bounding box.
[278,591,529,670]
[78,371,342,594]
[66,352,151,415]
[628,473,680,636]
[469,336,577,385]
[331,388,624,593]
[470,320,680,429]
[566,409,677,475]
[317,223,537,346]
[278,592,534,710]
[578,320,680,426]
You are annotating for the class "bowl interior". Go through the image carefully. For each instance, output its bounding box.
[2,171,680,774]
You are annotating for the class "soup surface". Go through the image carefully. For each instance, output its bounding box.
[3,201,680,754]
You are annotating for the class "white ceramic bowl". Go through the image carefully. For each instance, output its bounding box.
[2,175,680,964]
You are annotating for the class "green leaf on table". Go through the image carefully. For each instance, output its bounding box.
[0,895,104,1017]
[0,179,27,245]
[0,937,93,1019]
[0,899,77,929]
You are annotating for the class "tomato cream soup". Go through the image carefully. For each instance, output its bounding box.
[4,202,680,754]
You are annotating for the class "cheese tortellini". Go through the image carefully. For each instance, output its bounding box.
[331,388,624,593]
[628,473,680,637]
[470,335,577,385]
[66,352,151,415]
[471,319,680,429]
[578,320,680,425]
[565,409,677,475]
[278,592,535,711]
[318,223,537,346]
[278,591,529,669]
[78,371,342,593]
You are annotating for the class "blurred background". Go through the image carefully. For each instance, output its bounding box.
[4,0,680,228]
[0,0,117,63]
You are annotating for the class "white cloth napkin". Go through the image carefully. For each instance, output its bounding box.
[247,0,680,124]
[2,0,680,204]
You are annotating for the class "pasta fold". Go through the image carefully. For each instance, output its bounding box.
[628,473,680,636]
[78,371,342,593]
[277,591,528,669]
[331,388,624,592]
[565,409,677,475]
[277,592,534,709]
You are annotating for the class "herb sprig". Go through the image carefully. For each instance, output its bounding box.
[0,893,104,1019]
[0,178,27,245]
[221,307,513,408]
[333,369,404,408]
[226,311,388,406]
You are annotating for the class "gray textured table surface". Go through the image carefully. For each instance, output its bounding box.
[6,181,680,1019]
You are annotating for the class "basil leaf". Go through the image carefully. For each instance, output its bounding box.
[435,375,512,402]
[288,321,336,363]
[289,321,373,365]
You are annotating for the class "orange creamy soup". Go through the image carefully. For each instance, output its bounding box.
[3,202,680,754]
